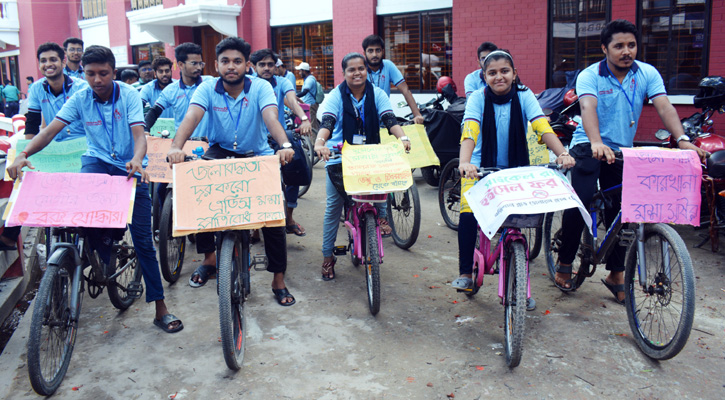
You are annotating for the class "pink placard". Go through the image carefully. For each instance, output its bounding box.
[4,172,135,228]
[621,148,702,226]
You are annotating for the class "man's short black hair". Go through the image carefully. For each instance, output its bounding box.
[342,52,367,71]
[174,42,203,63]
[62,37,83,49]
[138,60,151,69]
[26,76,34,83]
[601,19,638,47]
[121,69,139,82]
[36,42,65,61]
[215,37,251,61]
[477,42,498,57]
[152,56,173,70]
[362,35,385,51]
[81,45,116,70]
[250,49,277,65]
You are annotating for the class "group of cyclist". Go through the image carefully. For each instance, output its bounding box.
[3,19,709,336]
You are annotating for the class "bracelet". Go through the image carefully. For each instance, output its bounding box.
[20,151,28,158]
[399,136,410,142]
[315,137,326,143]
[558,152,570,158]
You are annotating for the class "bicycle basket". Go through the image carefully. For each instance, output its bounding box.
[351,194,388,203]
[501,213,544,229]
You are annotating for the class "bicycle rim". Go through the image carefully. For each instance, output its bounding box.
[218,233,246,370]
[438,159,460,231]
[388,184,421,249]
[365,211,381,315]
[107,229,141,310]
[503,241,527,368]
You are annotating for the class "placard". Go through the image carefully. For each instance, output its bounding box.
[172,156,285,236]
[527,123,550,165]
[380,124,440,168]
[146,137,209,183]
[148,118,176,138]
[621,148,701,226]
[464,166,591,239]
[3,171,135,228]
[4,137,87,180]
[341,141,413,195]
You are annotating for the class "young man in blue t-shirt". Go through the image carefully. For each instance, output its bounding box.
[139,57,174,117]
[166,37,297,306]
[463,41,497,97]
[8,45,183,333]
[62,37,84,80]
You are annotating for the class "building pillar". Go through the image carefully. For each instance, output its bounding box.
[107,0,132,65]
[246,0,272,51]
[332,0,377,82]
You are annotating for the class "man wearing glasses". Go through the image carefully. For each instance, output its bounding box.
[62,37,85,80]
[136,60,155,87]
[463,42,498,97]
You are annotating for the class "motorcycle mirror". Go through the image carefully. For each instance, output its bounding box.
[654,129,671,141]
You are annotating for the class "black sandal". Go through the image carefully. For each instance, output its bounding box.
[321,256,336,281]
[601,279,625,305]
[554,263,577,292]
[272,288,296,306]
[189,264,216,288]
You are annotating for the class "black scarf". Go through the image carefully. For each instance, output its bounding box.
[340,80,380,145]
[480,85,529,168]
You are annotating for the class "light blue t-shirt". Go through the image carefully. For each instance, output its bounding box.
[189,76,278,155]
[570,60,667,151]
[263,76,295,129]
[320,84,394,166]
[64,65,84,80]
[154,75,212,137]
[27,75,88,141]
[284,71,296,89]
[463,88,546,168]
[139,79,175,118]
[55,81,147,171]
[301,75,317,105]
[464,69,486,97]
[367,59,405,97]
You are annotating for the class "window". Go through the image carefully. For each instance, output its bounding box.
[380,10,453,92]
[82,0,106,19]
[548,0,610,88]
[639,0,710,95]
[132,43,166,65]
[131,0,163,10]
[273,22,334,90]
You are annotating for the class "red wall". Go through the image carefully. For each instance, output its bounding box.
[246,0,272,51]
[332,0,377,86]
[107,0,132,64]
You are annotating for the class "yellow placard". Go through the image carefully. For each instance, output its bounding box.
[380,124,440,168]
[527,122,550,165]
[341,141,413,195]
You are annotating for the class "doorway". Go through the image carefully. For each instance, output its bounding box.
[193,26,226,77]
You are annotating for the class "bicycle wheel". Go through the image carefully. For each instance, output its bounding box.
[503,241,527,368]
[27,250,79,396]
[107,229,142,310]
[522,224,543,260]
[438,158,461,231]
[159,191,186,284]
[151,182,161,243]
[387,184,421,249]
[364,211,381,315]
[310,127,321,165]
[625,223,695,360]
[297,136,314,198]
[218,232,248,370]
[420,166,440,187]
[543,210,592,288]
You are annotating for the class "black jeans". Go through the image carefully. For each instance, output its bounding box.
[194,144,287,274]
[558,143,626,272]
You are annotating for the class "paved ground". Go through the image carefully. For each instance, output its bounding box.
[1,166,725,399]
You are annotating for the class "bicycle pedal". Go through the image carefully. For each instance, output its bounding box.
[126,282,144,299]
[618,229,636,247]
[252,254,268,271]
[333,245,347,256]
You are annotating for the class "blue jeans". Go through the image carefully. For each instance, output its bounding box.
[322,168,345,257]
[285,185,299,208]
[81,156,164,303]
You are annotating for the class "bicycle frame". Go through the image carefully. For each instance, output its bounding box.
[473,228,531,300]
[344,199,384,263]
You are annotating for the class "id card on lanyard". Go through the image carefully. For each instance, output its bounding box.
[353,97,365,145]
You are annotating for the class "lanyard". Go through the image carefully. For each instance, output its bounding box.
[604,62,637,127]
[223,93,244,149]
[45,80,67,114]
[352,94,366,133]
[368,69,382,88]
[94,83,117,158]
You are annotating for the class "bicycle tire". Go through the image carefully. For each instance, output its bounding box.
[503,241,527,368]
[27,251,78,396]
[365,211,381,315]
[218,233,247,370]
[151,182,161,243]
[522,224,543,260]
[543,210,592,289]
[107,229,142,310]
[438,158,461,231]
[624,223,695,360]
[310,127,321,165]
[159,191,186,284]
[297,136,314,198]
[420,166,440,187]
[388,184,421,249]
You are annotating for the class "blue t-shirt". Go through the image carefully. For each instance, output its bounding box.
[189,76,278,155]
[55,81,147,171]
[64,65,84,80]
[26,75,88,141]
[570,60,667,151]
[284,71,296,89]
[320,84,394,166]
[464,69,486,97]
[463,88,546,168]
[262,76,295,129]
[367,59,405,97]
[301,75,317,105]
[139,79,175,118]
[154,75,212,137]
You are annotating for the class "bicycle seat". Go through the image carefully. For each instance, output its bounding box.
[706,149,725,179]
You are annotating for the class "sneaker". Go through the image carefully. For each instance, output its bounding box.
[451,277,474,290]
[526,297,536,311]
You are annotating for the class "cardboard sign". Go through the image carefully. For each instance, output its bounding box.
[527,123,550,165]
[146,137,209,183]
[148,118,176,138]
[4,171,135,228]
[380,124,440,168]
[4,137,88,180]
[464,166,591,239]
[172,156,285,236]
[621,148,701,226]
[341,141,413,195]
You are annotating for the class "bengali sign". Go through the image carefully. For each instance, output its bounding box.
[341,141,413,195]
[3,171,135,228]
[464,166,591,239]
[148,118,176,138]
[621,148,701,226]
[380,124,440,168]
[172,156,285,236]
[527,123,550,165]
[4,137,88,180]
[146,137,209,183]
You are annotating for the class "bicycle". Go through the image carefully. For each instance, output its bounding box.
[543,153,696,360]
[27,227,140,395]
[387,182,421,250]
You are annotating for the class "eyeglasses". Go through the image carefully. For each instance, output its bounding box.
[140,68,154,73]
[185,61,205,68]
[67,48,83,53]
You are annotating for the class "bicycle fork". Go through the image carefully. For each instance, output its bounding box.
[47,243,83,323]
[635,224,672,287]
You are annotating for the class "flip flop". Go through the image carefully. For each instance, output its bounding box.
[601,278,625,305]
[286,223,306,237]
[554,263,577,292]
[188,264,216,288]
[321,256,336,281]
[378,218,392,238]
[272,288,296,306]
[153,314,184,333]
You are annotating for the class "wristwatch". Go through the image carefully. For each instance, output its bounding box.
[676,135,691,144]
[282,142,293,149]
[300,115,309,121]
[400,136,410,142]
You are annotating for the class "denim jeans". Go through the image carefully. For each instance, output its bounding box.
[285,185,299,208]
[80,156,164,303]
[322,167,345,257]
